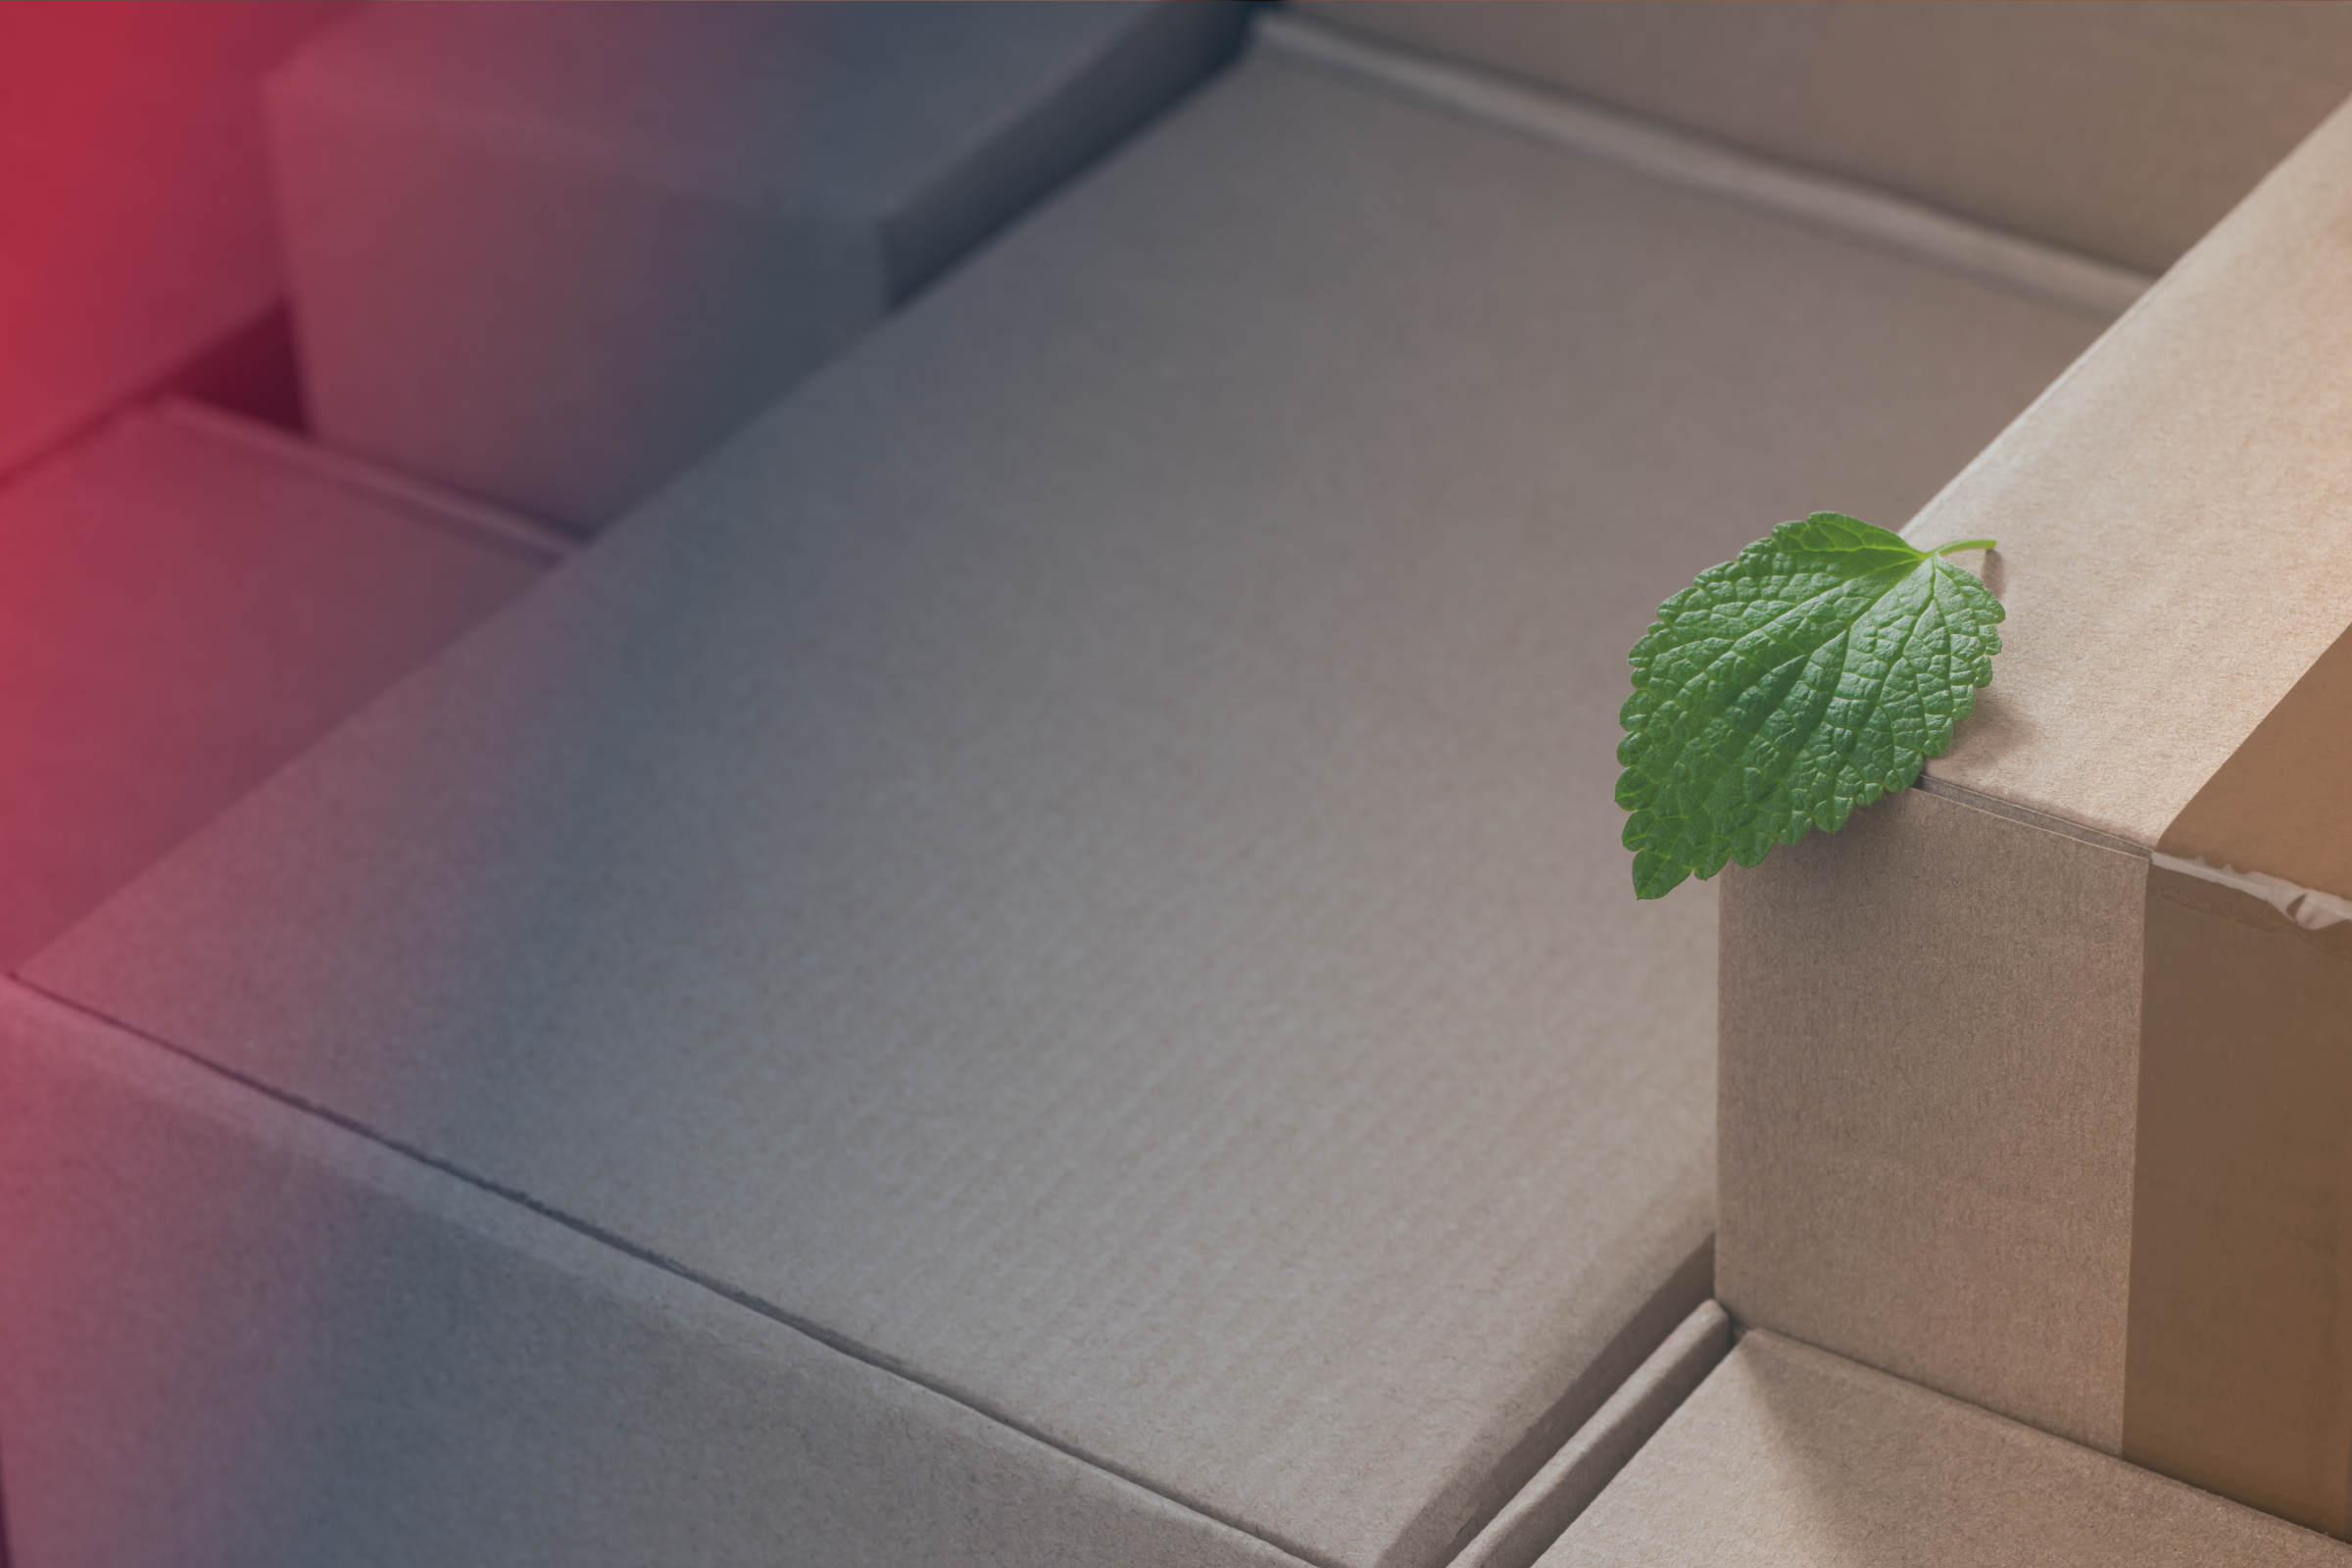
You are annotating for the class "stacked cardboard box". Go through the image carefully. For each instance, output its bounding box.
[267,1,1246,531]
[0,3,348,479]
[13,5,2352,1563]
[3,20,2107,1564]
[1546,1331,2352,1566]
[1299,0,2352,275]
[1714,88,2352,1544]
[0,406,549,970]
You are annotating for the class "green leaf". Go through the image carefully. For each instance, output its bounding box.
[1616,513,2003,899]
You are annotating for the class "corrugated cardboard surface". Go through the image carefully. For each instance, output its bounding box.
[2126,869,2352,1536]
[0,982,1307,1567]
[1454,1300,1730,1568]
[1298,1,2352,276]
[1541,1330,2352,1567]
[1709,62,2352,1538]
[269,1,1243,529]
[1903,97,2352,848]
[1719,788,2146,1452]
[1263,9,2150,324]
[2120,614,2352,1534]
[28,54,2102,1567]
[0,408,543,970]
[2159,623,2352,907]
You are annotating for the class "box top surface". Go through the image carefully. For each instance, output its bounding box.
[0,408,542,971]
[271,1,1172,215]
[1546,1330,2352,1566]
[29,56,2099,1568]
[1301,1,2352,275]
[1905,100,2352,894]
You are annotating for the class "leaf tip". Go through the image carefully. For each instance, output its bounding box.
[1632,850,1691,900]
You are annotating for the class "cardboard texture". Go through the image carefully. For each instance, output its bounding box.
[1541,1331,2352,1567]
[0,982,1312,1568]
[2125,627,2352,1529]
[27,50,2103,1567]
[2123,618,2352,1534]
[1454,1300,1731,1568]
[1261,11,2148,322]
[1718,789,2146,1452]
[267,0,1246,531]
[1715,88,2352,1539]
[2128,870,2352,1536]
[0,407,544,971]
[2159,625,2352,908]
[1298,1,2352,276]
[1902,99,2352,850]
[0,3,351,479]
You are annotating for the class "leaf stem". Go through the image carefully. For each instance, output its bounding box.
[1932,538,1997,556]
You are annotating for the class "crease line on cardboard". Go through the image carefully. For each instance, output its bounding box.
[157,397,575,564]
[1252,11,2151,320]
[2150,853,2352,932]
[17,978,1337,1568]
[1912,774,2151,859]
[1445,1299,1731,1568]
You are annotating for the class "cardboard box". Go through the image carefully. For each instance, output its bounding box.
[20,36,2109,1566]
[1719,95,2352,1537]
[1298,0,2352,276]
[1543,1331,2349,1565]
[266,1,1248,532]
[0,982,1313,1568]
[0,3,350,479]
[0,404,547,970]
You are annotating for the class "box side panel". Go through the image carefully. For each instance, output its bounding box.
[267,71,883,531]
[2125,871,2352,1538]
[0,983,1307,1568]
[1718,788,2145,1451]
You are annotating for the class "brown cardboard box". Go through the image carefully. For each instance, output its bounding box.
[1543,1331,2352,1566]
[0,405,547,970]
[267,1,1246,531]
[0,4,349,479]
[1299,0,2352,276]
[1720,92,2352,1537]
[0,982,1309,1568]
[15,41,2109,1564]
